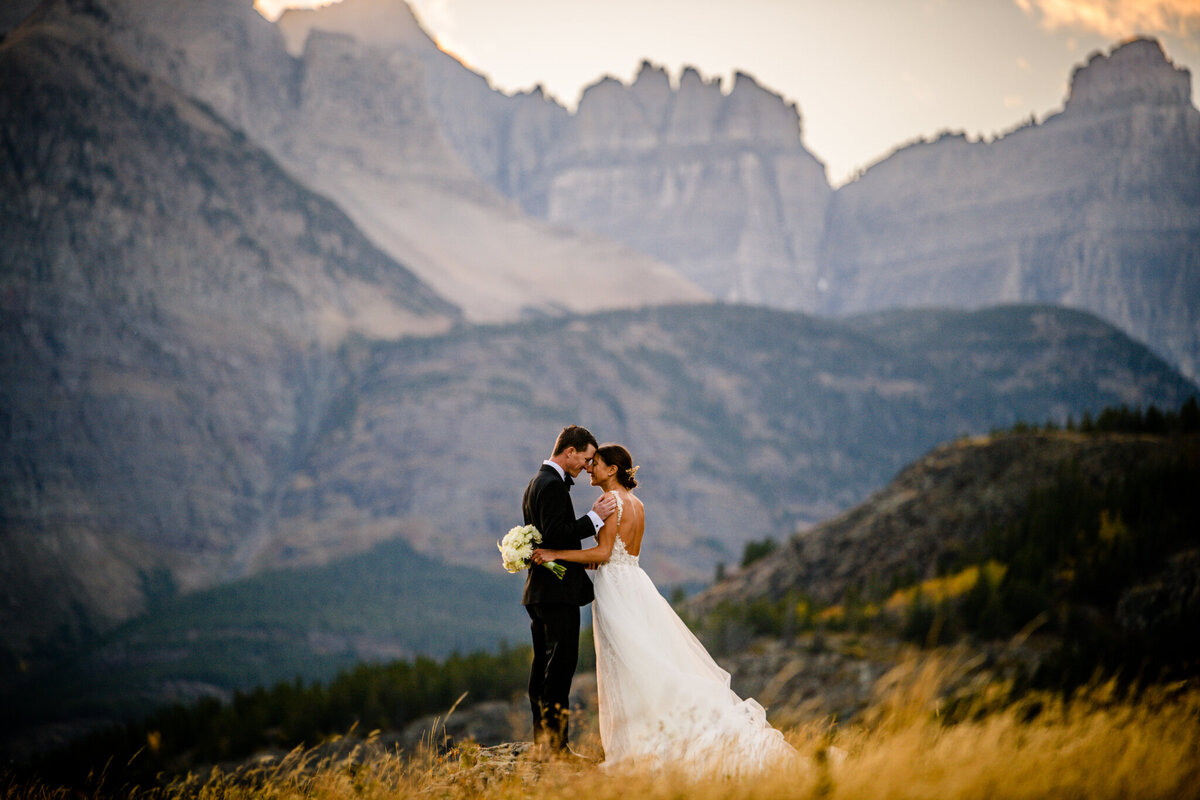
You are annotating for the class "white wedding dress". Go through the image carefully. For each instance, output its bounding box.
[592,492,796,775]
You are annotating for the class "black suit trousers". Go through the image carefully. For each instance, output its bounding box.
[526,602,579,750]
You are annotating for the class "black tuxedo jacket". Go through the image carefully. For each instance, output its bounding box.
[521,464,595,606]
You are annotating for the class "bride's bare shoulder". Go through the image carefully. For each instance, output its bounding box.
[628,492,645,516]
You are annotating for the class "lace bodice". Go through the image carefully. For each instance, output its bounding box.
[606,491,639,567]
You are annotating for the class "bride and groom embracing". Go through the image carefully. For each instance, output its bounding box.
[520,425,796,774]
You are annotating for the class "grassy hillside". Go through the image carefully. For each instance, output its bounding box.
[26,646,534,789]
[691,404,1200,689]
[17,655,1200,799]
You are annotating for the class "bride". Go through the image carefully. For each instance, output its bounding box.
[531,443,796,775]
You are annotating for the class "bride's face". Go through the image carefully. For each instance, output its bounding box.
[590,455,616,486]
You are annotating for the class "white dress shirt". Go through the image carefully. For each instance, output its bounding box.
[543,459,604,534]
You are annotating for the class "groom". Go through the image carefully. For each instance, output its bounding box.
[522,424,616,755]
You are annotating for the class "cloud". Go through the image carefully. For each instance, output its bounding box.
[1014,0,1200,38]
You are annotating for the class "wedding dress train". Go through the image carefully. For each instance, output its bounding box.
[591,493,796,775]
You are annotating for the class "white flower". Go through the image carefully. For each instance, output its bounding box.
[497,524,565,579]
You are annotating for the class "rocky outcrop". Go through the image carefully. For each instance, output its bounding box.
[275,0,519,182]
[271,0,707,322]
[1066,38,1193,113]
[518,63,830,308]
[524,66,831,308]
[817,38,1200,381]
[276,0,829,309]
[1117,549,1200,642]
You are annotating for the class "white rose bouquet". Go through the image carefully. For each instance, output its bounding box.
[498,524,566,579]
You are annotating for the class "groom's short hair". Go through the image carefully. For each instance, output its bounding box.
[553,425,598,455]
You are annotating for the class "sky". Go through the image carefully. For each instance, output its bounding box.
[255,0,1200,185]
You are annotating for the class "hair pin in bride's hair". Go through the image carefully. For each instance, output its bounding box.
[626,465,639,478]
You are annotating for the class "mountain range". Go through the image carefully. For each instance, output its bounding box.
[1,0,1198,728]
[278,0,1200,381]
[817,38,1200,385]
[277,0,830,309]
[88,0,706,324]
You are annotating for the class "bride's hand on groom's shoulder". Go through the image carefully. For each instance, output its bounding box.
[592,493,617,519]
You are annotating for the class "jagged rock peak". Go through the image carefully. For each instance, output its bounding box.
[1066,36,1193,114]
[574,74,637,118]
[679,64,722,92]
[633,59,670,86]
[589,74,627,92]
[276,0,429,56]
[510,83,564,108]
[722,70,803,142]
[573,61,805,146]
[729,69,802,119]
[624,60,669,128]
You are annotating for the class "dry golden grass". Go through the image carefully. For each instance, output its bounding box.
[8,656,1199,800]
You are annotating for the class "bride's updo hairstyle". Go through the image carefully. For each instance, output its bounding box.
[596,443,639,489]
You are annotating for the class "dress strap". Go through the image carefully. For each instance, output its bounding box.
[610,490,624,525]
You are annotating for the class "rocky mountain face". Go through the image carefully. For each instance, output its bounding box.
[0,1,457,661]
[276,0,830,309]
[817,38,1200,382]
[264,304,1194,589]
[128,0,706,325]
[690,431,1200,612]
[278,6,1198,381]
[532,65,832,309]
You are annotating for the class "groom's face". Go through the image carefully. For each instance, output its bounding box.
[563,444,597,478]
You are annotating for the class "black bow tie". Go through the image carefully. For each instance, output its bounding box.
[563,474,574,487]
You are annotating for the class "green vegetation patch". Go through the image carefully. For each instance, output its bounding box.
[4,538,526,735]
[697,400,1200,690]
